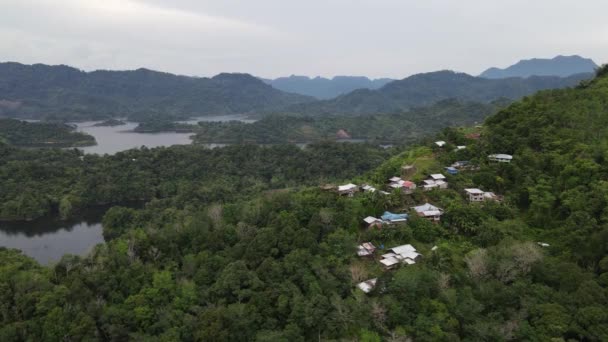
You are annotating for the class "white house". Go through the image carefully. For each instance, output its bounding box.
[411,203,444,221]
[363,216,383,228]
[379,244,422,269]
[357,278,378,293]
[456,145,466,150]
[421,173,448,191]
[338,183,358,196]
[429,173,446,181]
[464,188,485,202]
[357,242,377,257]
[488,154,513,163]
[422,179,448,191]
[484,192,500,201]
[435,141,446,147]
[465,188,500,202]
[361,184,377,193]
[389,179,417,194]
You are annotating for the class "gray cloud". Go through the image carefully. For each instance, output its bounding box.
[1,0,606,78]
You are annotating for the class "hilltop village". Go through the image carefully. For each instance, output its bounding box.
[323,129,524,293]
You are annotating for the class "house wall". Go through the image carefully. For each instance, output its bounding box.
[468,193,484,202]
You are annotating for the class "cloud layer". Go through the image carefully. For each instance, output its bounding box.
[1,0,606,78]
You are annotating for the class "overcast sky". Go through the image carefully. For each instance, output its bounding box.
[1,0,607,79]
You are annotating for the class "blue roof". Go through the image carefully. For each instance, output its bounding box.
[381,211,409,221]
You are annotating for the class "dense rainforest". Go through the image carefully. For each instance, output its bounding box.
[0,142,391,221]
[191,99,504,144]
[0,118,95,147]
[1,67,608,341]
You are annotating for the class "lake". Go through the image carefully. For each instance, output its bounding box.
[74,114,254,155]
[0,208,106,265]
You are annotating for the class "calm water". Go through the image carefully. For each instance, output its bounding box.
[0,209,106,265]
[177,114,258,124]
[74,121,195,155]
[74,115,253,155]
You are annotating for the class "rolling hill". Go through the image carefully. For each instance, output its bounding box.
[0,62,314,121]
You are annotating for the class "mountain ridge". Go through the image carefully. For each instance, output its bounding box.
[281,70,593,116]
[0,62,314,121]
[479,55,597,78]
[264,75,394,99]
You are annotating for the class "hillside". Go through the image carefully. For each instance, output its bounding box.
[282,70,592,116]
[264,75,394,99]
[2,67,608,341]
[480,55,598,78]
[0,62,314,121]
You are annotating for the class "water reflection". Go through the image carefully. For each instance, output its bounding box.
[74,121,194,155]
[73,115,257,155]
[0,208,107,265]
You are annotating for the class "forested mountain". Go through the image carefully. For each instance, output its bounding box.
[480,55,598,79]
[282,70,592,115]
[192,99,505,144]
[264,75,394,99]
[0,62,314,121]
[0,62,592,122]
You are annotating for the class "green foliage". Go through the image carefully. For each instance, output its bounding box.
[0,118,95,147]
[0,142,391,220]
[193,100,501,144]
[1,70,608,341]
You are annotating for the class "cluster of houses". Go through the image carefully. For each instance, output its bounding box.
[379,244,422,269]
[351,139,514,294]
[363,202,444,229]
[422,173,448,191]
[337,183,392,197]
[355,243,423,293]
[357,242,421,267]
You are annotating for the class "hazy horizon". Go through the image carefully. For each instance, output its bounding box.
[2,0,607,79]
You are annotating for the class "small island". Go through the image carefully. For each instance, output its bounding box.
[92,119,126,127]
[133,119,196,133]
[0,118,96,147]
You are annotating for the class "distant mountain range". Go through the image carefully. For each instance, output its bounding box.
[262,75,394,99]
[281,70,593,116]
[0,59,597,121]
[479,55,597,79]
[0,62,314,121]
